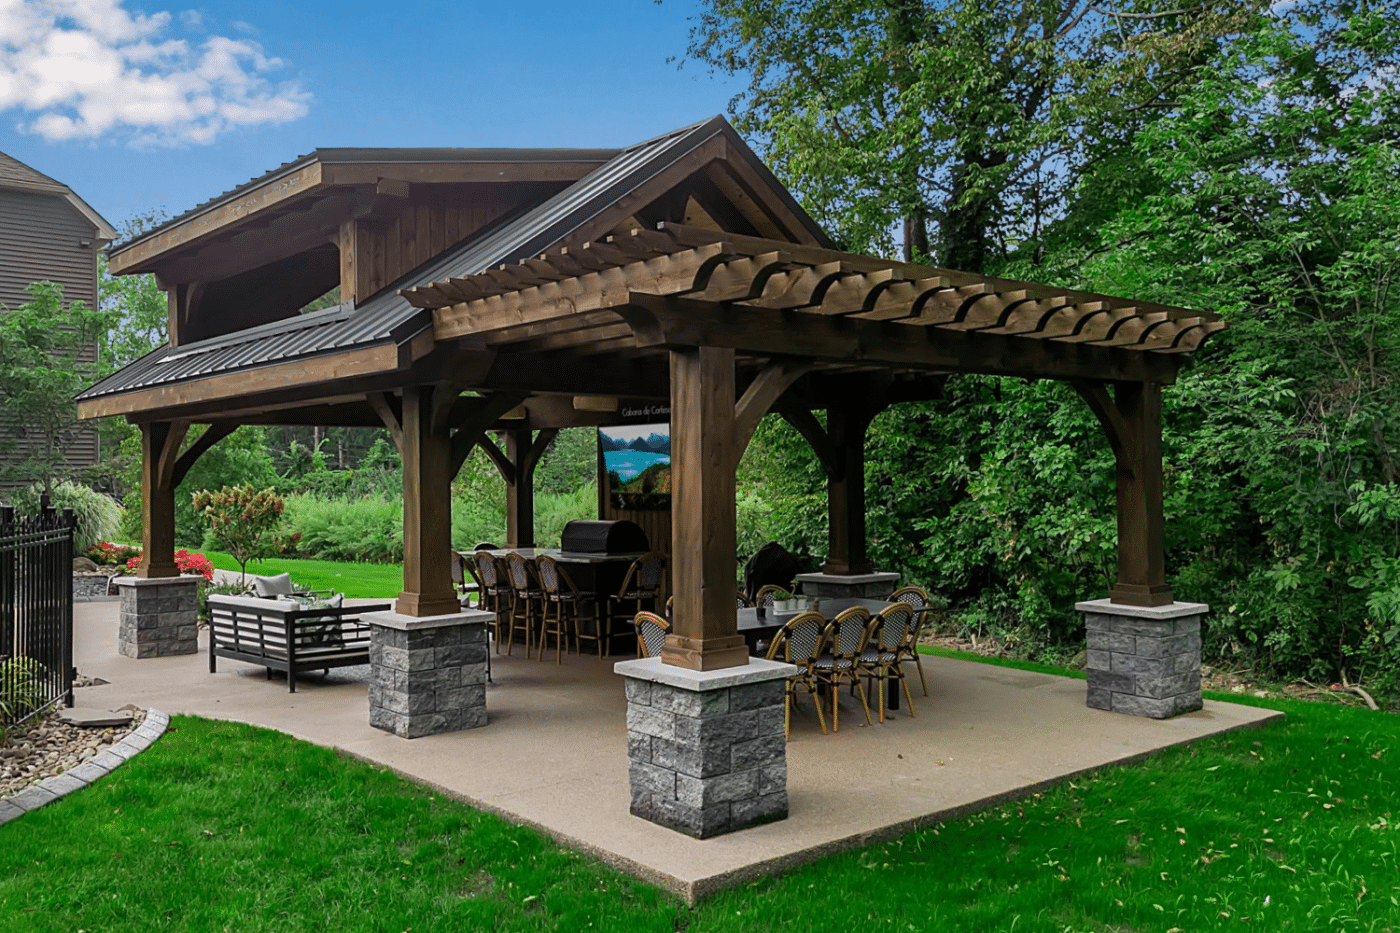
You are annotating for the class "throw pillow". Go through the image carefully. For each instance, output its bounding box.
[254,573,294,598]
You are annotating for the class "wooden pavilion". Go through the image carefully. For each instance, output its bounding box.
[80,115,1222,835]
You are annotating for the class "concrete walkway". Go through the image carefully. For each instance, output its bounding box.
[73,601,1281,903]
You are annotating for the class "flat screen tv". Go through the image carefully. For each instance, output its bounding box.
[599,422,671,511]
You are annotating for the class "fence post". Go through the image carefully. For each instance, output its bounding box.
[62,507,75,707]
[0,504,12,661]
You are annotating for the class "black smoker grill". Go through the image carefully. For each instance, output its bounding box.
[559,520,649,555]
[558,520,651,606]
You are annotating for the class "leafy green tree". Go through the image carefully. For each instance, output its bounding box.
[192,484,298,586]
[682,0,1248,268]
[0,281,111,491]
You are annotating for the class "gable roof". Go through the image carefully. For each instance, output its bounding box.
[0,151,116,242]
[79,116,830,408]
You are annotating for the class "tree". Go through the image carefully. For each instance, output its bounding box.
[192,484,298,586]
[0,281,111,491]
[682,0,1250,269]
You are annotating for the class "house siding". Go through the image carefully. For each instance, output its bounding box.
[0,186,105,476]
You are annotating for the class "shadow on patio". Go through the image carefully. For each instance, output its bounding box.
[73,599,1280,904]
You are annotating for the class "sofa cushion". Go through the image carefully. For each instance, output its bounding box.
[253,573,294,597]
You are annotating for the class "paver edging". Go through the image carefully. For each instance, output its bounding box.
[0,708,169,826]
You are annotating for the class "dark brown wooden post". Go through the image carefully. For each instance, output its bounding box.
[396,387,462,617]
[503,428,556,549]
[822,404,877,576]
[1073,380,1174,607]
[664,346,749,671]
[137,420,185,579]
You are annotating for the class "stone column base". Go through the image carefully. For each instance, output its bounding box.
[116,577,199,658]
[1076,598,1209,719]
[364,609,493,738]
[615,656,797,839]
[793,571,900,600]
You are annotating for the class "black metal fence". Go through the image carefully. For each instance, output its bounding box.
[0,500,75,730]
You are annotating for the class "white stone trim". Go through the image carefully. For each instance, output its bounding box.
[794,571,900,586]
[1074,598,1210,620]
[363,609,494,631]
[614,656,797,693]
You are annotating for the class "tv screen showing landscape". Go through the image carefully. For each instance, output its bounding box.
[600,423,671,511]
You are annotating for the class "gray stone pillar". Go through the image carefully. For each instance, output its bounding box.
[364,609,492,738]
[1076,598,1209,719]
[792,571,900,600]
[116,577,199,658]
[615,657,797,839]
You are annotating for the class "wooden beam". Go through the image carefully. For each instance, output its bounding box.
[1072,380,1174,607]
[734,360,813,457]
[170,423,236,489]
[109,162,325,274]
[664,345,749,671]
[138,421,189,579]
[619,294,1186,385]
[395,385,462,617]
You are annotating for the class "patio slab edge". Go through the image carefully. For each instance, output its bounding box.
[0,709,170,826]
[334,699,1283,906]
[684,700,1285,902]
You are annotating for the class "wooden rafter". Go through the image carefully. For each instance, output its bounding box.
[414,223,1225,386]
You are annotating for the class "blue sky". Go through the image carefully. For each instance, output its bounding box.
[0,0,740,233]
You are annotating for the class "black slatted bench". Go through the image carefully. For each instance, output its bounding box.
[207,594,391,692]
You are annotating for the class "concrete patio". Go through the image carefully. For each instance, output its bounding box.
[73,598,1281,903]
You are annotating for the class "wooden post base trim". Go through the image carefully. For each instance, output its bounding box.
[136,564,181,579]
[394,592,466,618]
[1109,583,1176,607]
[661,634,751,672]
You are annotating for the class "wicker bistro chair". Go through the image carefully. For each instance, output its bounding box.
[634,610,671,659]
[737,590,751,609]
[473,550,513,653]
[813,606,876,732]
[890,585,931,695]
[535,554,598,663]
[504,552,545,659]
[764,611,830,740]
[753,584,784,610]
[450,550,480,607]
[858,602,917,723]
[606,551,666,657]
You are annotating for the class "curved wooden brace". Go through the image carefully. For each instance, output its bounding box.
[169,423,237,489]
[735,360,814,457]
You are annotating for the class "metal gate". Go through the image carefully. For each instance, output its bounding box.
[0,501,75,730]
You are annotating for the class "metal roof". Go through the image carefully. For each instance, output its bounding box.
[81,116,814,405]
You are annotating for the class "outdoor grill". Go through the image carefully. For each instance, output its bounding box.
[559,520,649,555]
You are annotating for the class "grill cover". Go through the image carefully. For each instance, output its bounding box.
[560,520,649,554]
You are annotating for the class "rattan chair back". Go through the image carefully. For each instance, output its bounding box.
[635,611,670,658]
[874,601,914,653]
[535,553,562,594]
[890,585,929,611]
[765,611,827,665]
[753,584,784,609]
[473,550,502,589]
[737,590,751,609]
[830,605,873,662]
[617,551,665,596]
[505,551,537,592]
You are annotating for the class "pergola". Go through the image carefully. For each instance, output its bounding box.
[79,119,1222,835]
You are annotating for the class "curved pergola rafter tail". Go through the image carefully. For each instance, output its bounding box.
[409,222,1224,386]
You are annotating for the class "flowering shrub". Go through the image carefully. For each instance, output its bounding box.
[82,541,142,566]
[118,548,214,581]
[175,549,214,581]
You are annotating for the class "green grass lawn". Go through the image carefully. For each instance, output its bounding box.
[3,659,1398,931]
[203,551,404,599]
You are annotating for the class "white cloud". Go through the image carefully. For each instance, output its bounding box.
[0,0,309,146]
